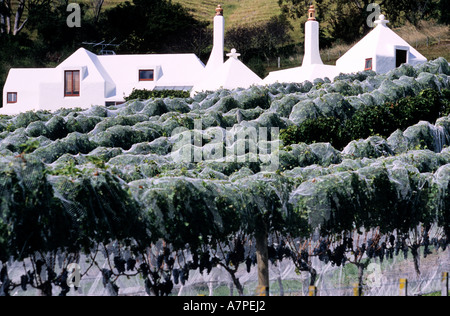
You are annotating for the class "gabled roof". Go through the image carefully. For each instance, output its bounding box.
[191,50,262,94]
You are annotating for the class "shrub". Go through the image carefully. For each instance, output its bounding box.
[124,89,190,101]
[281,116,348,149]
[281,88,450,150]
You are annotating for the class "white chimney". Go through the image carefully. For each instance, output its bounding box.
[303,5,323,66]
[205,5,225,71]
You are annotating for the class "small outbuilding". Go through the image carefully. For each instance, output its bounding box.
[191,48,262,95]
[336,15,427,74]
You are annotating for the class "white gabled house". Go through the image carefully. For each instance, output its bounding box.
[1,47,206,115]
[336,15,427,74]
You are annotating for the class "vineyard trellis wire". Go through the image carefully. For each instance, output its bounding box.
[1,229,449,296]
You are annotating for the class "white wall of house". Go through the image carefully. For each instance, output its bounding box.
[3,69,50,113]
[37,67,108,112]
[99,54,205,99]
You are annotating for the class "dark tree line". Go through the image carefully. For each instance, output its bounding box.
[100,0,210,54]
[225,15,295,78]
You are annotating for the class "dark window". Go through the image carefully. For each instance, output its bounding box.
[396,49,408,68]
[139,70,154,81]
[365,58,373,71]
[7,92,17,103]
[105,101,126,107]
[65,70,80,96]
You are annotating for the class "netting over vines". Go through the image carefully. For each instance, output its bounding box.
[0,58,450,296]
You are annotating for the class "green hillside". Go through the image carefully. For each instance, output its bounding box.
[174,0,282,28]
[103,0,283,29]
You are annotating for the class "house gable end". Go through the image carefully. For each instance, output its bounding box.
[57,48,116,98]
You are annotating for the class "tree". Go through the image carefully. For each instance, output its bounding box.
[0,0,53,36]
[438,0,450,24]
[212,234,251,296]
[90,0,104,23]
[100,0,209,54]
[225,15,294,77]
[226,15,294,64]
[27,1,99,52]
[384,0,439,26]
[236,174,299,296]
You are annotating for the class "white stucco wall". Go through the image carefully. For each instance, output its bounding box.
[263,64,341,85]
[2,69,53,114]
[38,66,107,111]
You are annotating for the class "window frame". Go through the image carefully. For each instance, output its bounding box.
[64,70,80,97]
[395,49,408,68]
[364,58,373,71]
[7,92,17,104]
[139,69,155,82]
[105,101,125,107]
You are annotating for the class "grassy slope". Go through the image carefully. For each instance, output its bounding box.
[102,0,283,29]
[173,0,282,28]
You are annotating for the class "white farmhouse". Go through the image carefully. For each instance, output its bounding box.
[1,47,205,115]
[263,5,341,85]
[336,15,427,74]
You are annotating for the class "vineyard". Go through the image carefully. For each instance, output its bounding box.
[0,58,450,296]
